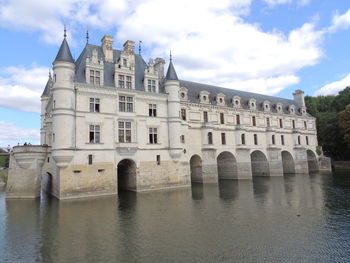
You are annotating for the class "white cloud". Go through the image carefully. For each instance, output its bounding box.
[263,0,310,7]
[328,9,350,33]
[0,121,40,146]
[314,74,350,96]
[0,65,49,112]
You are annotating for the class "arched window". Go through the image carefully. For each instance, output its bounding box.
[298,136,301,145]
[254,134,258,145]
[208,132,213,145]
[272,135,275,145]
[241,134,245,145]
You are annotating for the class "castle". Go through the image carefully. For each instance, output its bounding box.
[6,33,331,200]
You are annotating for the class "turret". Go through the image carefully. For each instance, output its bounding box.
[40,72,53,145]
[51,29,76,167]
[165,54,182,160]
[293,89,305,107]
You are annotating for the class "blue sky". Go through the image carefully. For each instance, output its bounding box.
[1,0,350,147]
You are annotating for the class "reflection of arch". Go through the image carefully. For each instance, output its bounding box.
[251,150,269,177]
[190,155,202,183]
[117,159,137,191]
[281,151,295,175]
[41,172,53,196]
[217,151,237,179]
[306,150,319,173]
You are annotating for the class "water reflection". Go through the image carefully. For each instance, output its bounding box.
[1,173,350,263]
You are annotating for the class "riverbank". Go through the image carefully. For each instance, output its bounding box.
[0,169,7,186]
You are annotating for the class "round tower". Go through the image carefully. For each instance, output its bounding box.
[165,55,182,160]
[51,31,76,167]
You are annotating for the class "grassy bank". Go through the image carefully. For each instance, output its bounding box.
[0,169,8,185]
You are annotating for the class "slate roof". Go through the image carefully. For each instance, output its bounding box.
[54,38,74,63]
[41,76,53,97]
[165,61,178,80]
[52,41,304,115]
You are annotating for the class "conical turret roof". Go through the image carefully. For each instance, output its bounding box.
[41,75,53,97]
[165,60,178,81]
[54,38,74,63]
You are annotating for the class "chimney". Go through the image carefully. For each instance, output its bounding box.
[101,35,113,62]
[293,89,305,107]
[154,58,165,78]
[123,40,135,54]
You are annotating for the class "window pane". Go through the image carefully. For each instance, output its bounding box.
[89,103,94,112]
[126,122,131,129]
[118,122,124,128]
[154,134,157,144]
[95,132,100,143]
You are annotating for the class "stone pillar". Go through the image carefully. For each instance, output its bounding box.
[6,146,47,199]
[318,156,332,172]
[201,149,218,183]
[294,147,308,174]
[236,148,252,179]
[267,148,283,176]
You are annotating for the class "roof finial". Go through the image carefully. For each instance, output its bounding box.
[64,24,67,38]
[170,50,172,62]
[86,29,89,44]
[139,40,142,55]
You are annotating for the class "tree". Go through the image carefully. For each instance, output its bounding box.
[339,104,350,147]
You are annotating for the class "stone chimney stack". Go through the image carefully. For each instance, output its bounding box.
[293,89,305,107]
[123,40,135,54]
[154,58,165,78]
[101,35,113,62]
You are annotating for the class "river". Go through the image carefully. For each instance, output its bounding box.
[1,172,350,262]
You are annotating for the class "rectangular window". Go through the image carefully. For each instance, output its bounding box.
[279,119,283,128]
[149,128,158,144]
[220,113,225,124]
[118,121,132,143]
[90,70,100,85]
[306,136,309,145]
[126,76,132,89]
[281,135,285,145]
[221,133,226,145]
[241,134,245,145]
[147,79,156,92]
[156,155,161,165]
[123,58,127,67]
[126,96,133,112]
[236,114,240,125]
[119,96,133,112]
[118,75,125,88]
[298,136,301,145]
[272,135,275,145]
[149,104,157,117]
[180,135,185,143]
[254,134,258,145]
[304,121,307,130]
[89,125,100,143]
[89,98,100,112]
[203,111,208,122]
[292,120,295,129]
[88,154,93,165]
[252,116,256,126]
[181,109,186,121]
[266,117,270,127]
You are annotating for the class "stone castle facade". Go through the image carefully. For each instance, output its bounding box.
[6,34,331,200]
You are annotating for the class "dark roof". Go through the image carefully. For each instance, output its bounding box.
[165,61,178,80]
[180,80,303,115]
[54,38,74,63]
[74,44,147,91]
[72,43,304,115]
[41,76,53,97]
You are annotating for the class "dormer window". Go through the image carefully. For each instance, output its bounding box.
[263,101,270,112]
[233,96,241,107]
[276,103,283,113]
[147,79,156,92]
[179,87,188,101]
[300,106,307,116]
[289,105,295,114]
[118,74,132,89]
[216,93,225,106]
[200,91,210,104]
[123,58,127,67]
[90,70,100,85]
[249,99,256,110]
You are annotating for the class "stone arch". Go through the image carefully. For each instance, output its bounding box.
[41,172,53,196]
[190,154,202,183]
[117,159,137,191]
[281,151,295,175]
[251,150,270,177]
[306,150,319,173]
[217,151,237,180]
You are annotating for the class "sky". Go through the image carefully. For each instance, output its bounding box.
[1,0,350,147]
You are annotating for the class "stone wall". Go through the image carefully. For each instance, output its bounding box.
[332,161,350,171]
